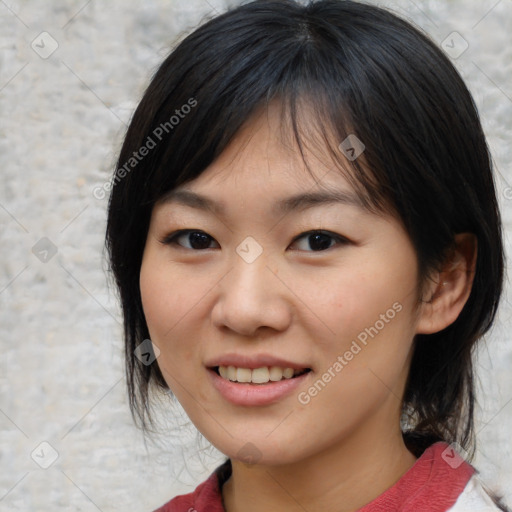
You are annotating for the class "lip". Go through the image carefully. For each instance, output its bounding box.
[205,353,310,370]
[207,367,311,406]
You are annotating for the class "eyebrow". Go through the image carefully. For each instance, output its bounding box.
[159,188,365,216]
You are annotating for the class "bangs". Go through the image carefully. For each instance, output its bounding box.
[276,91,393,216]
[143,31,395,218]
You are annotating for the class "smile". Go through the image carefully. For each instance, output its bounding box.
[208,366,312,406]
[215,365,311,384]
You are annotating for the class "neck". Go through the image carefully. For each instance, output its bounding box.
[222,423,417,512]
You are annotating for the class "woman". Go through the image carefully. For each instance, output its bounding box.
[106,1,509,510]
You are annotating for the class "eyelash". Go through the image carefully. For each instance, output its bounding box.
[159,229,350,252]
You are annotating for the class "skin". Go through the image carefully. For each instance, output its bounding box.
[139,103,476,512]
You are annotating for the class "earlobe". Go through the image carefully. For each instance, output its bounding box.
[416,233,477,335]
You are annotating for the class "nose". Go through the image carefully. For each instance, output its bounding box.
[210,250,293,338]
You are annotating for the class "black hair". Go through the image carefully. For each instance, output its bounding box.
[106,0,504,474]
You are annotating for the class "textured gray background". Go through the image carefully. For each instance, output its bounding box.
[0,0,511,510]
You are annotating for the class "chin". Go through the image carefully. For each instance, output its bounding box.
[203,431,309,467]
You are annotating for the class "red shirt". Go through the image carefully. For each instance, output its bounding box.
[154,442,475,512]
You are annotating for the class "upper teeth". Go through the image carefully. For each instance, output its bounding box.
[218,365,304,384]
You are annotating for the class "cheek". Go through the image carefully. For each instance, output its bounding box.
[140,258,171,337]
[291,262,410,337]
[291,250,419,375]
[139,256,195,363]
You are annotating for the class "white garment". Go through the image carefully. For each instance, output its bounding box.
[449,475,504,511]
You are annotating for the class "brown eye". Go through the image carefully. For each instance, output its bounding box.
[160,230,219,250]
[289,230,349,252]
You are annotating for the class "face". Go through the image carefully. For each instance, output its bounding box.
[140,104,425,465]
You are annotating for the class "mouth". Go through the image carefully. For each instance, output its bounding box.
[210,365,312,384]
[207,363,313,406]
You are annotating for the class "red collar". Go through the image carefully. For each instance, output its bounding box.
[155,441,474,512]
[357,442,475,511]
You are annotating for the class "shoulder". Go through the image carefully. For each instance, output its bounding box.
[152,459,231,512]
[448,475,508,512]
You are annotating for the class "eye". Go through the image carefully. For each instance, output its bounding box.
[289,230,349,252]
[160,230,219,250]
[160,229,349,252]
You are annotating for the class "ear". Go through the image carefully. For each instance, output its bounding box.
[416,233,477,335]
